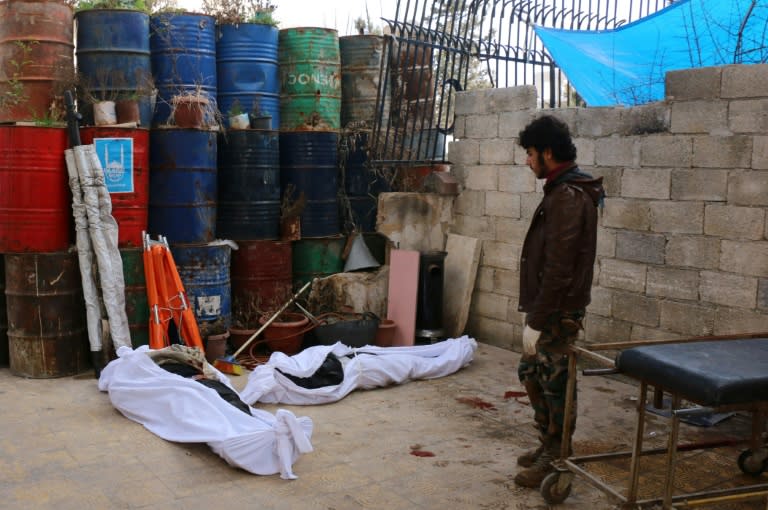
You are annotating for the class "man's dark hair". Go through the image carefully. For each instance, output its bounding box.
[518,115,577,162]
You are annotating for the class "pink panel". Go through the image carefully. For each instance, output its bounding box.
[387,249,420,346]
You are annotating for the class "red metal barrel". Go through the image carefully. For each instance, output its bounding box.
[0,256,7,366]
[0,0,74,122]
[0,126,71,252]
[5,252,89,378]
[80,127,150,248]
[231,240,292,322]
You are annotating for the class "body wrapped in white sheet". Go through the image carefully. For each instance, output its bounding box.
[98,346,313,479]
[241,336,477,405]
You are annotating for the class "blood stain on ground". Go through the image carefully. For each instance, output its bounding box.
[456,396,497,410]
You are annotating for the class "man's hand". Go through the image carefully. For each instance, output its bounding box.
[522,325,541,355]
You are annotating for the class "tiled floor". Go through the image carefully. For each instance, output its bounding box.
[0,341,765,509]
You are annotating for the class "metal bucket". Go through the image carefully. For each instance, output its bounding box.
[278,27,341,131]
[340,35,389,130]
[292,236,345,290]
[0,126,71,252]
[216,23,279,128]
[170,243,232,327]
[120,247,148,348]
[149,129,217,244]
[217,129,280,240]
[280,131,339,238]
[80,127,149,248]
[5,252,88,378]
[231,239,292,318]
[0,0,74,122]
[150,12,216,126]
[0,256,7,366]
[75,9,152,127]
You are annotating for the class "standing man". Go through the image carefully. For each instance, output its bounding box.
[514,115,604,488]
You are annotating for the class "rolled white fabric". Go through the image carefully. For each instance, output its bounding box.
[522,325,541,355]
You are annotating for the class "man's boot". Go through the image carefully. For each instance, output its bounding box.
[517,442,546,468]
[513,441,559,488]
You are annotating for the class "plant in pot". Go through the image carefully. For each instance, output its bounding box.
[198,318,230,364]
[227,99,250,129]
[169,87,221,129]
[202,0,278,25]
[230,294,262,351]
[249,97,272,129]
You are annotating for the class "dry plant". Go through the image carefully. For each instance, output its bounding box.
[201,0,278,25]
[280,183,306,219]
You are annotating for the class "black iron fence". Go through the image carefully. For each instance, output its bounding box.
[369,0,672,166]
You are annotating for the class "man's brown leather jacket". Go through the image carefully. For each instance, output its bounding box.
[518,167,604,331]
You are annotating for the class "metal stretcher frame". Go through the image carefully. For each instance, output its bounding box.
[540,332,768,509]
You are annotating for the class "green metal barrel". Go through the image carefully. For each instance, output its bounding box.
[120,247,149,348]
[291,236,346,290]
[278,27,341,131]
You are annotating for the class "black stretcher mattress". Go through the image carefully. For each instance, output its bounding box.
[615,338,768,407]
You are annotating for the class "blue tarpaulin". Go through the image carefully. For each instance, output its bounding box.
[534,0,768,106]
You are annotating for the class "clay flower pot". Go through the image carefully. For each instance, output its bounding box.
[204,330,230,364]
[375,319,396,347]
[259,312,309,355]
[229,327,258,351]
[115,99,140,125]
[171,95,209,128]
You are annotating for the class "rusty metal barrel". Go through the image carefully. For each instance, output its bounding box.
[0,256,7,366]
[339,35,389,130]
[0,0,74,122]
[231,239,292,316]
[278,27,341,131]
[5,252,89,378]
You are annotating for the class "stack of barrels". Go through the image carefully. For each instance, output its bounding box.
[0,0,89,377]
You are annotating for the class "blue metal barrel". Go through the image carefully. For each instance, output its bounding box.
[150,13,217,126]
[149,129,217,243]
[341,131,390,232]
[170,243,232,327]
[216,23,279,128]
[280,131,339,238]
[217,129,280,240]
[75,9,153,127]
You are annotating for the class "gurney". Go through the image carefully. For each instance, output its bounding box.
[540,332,768,509]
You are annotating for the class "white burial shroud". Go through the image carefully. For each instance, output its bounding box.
[240,336,478,406]
[98,346,313,479]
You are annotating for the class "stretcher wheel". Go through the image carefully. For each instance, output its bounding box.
[737,449,768,476]
[541,472,572,504]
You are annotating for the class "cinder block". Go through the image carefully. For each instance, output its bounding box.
[650,201,704,234]
[692,135,752,168]
[505,301,526,325]
[612,291,660,327]
[453,115,466,139]
[499,110,536,139]
[700,270,757,308]
[671,169,728,201]
[466,315,515,349]
[454,190,485,216]
[630,325,683,342]
[670,100,728,133]
[599,258,647,293]
[727,171,768,206]
[721,64,768,99]
[447,139,480,165]
[714,307,768,335]
[475,266,494,292]
[575,107,625,137]
[660,300,715,336]
[452,214,495,241]
[665,235,720,269]
[584,314,631,344]
[588,285,613,317]
[597,228,616,257]
[601,198,650,231]
[758,279,768,310]
[752,136,768,170]
[479,138,515,165]
[480,240,520,270]
[588,167,622,197]
[485,191,520,218]
[520,192,542,220]
[621,103,671,135]
[465,114,499,139]
[729,99,768,133]
[639,135,692,167]
[704,204,765,240]
[499,167,536,193]
[470,290,510,321]
[455,86,538,116]
[721,240,768,277]
[494,218,529,244]
[621,168,671,199]
[492,267,519,297]
[647,266,699,300]
[573,138,596,166]
[615,231,665,264]
[595,136,638,167]
[665,66,722,101]
[463,165,498,191]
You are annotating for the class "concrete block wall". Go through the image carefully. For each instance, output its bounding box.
[450,64,768,351]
